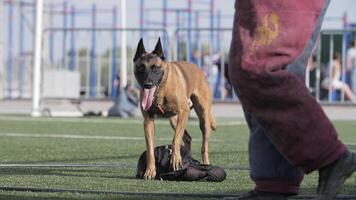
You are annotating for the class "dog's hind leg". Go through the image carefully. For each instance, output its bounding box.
[169,115,178,131]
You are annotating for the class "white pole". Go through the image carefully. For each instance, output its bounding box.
[0,2,4,99]
[31,0,44,117]
[120,0,127,87]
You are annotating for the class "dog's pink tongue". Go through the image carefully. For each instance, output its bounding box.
[141,86,156,111]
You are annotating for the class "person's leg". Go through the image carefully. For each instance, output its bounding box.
[341,84,356,103]
[230,0,345,176]
[352,68,356,93]
[229,0,356,199]
[242,23,312,191]
[245,111,304,195]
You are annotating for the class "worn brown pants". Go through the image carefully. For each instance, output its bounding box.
[229,0,347,194]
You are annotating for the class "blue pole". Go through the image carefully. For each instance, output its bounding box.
[176,10,181,32]
[89,4,97,98]
[194,11,199,51]
[62,1,68,68]
[162,0,168,57]
[194,11,201,66]
[7,0,14,98]
[111,6,118,98]
[49,3,55,64]
[162,0,167,29]
[69,5,76,71]
[176,10,180,59]
[214,10,222,99]
[216,10,221,52]
[210,0,215,53]
[187,0,192,62]
[19,0,25,97]
[140,0,144,38]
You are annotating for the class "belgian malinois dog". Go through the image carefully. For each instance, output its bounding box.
[133,38,216,180]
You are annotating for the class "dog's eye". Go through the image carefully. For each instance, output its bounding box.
[136,65,145,73]
[152,65,161,72]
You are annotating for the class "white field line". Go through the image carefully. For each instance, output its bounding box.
[0,164,127,168]
[0,116,246,126]
[345,143,356,146]
[1,132,353,145]
[0,133,222,142]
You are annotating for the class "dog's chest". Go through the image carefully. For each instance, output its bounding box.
[148,96,178,118]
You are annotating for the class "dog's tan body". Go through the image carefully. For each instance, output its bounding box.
[142,61,216,179]
[133,39,216,180]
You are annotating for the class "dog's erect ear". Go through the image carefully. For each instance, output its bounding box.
[152,37,166,61]
[133,38,146,62]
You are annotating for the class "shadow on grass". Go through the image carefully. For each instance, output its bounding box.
[0,168,137,180]
[0,193,220,200]
[224,185,356,198]
[1,154,139,165]
[209,150,248,156]
[0,194,70,200]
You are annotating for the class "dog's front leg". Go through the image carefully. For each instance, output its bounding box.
[171,109,189,171]
[143,117,156,180]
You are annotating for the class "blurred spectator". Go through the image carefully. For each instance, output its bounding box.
[306,54,320,96]
[191,50,201,65]
[347,40,356,93]
[192,49,233,100]
[322,52,356,103]
[105,76,138,117]
[202,51,219,96]
[85,76,139,117]
[306,56,314,88]
[215,56,233,99]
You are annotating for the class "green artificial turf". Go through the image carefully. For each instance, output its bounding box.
[0,116,355,199]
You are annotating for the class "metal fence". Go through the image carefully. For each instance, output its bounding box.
[174,28,235,101]
[0,28,171,100]
[314,29,356,104]
[0,56,33,99]
[42,27,171,100]
[1,28,356,105]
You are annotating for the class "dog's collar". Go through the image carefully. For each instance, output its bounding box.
[153,84,166,114]
[157,104,165,114]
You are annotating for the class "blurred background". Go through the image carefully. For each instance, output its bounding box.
[0,0,356,116]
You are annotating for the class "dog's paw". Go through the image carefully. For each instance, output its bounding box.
[144,167,156,180]
[170,153,182,171]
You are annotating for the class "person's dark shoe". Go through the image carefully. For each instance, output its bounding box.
[315,151,356,200]
[224,190,290,200]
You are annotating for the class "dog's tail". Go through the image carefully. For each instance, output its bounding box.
[210,112,217,131]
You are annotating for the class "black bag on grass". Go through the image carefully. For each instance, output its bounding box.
[136,144,226,182]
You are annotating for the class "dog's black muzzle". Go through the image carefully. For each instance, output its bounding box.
[143,81,154,89]
[139,70,164,89]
